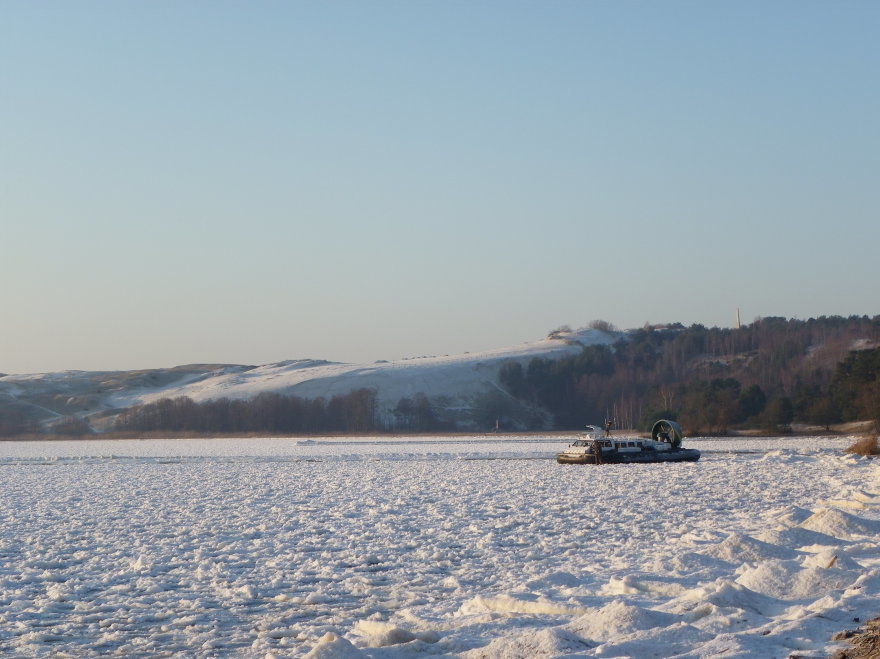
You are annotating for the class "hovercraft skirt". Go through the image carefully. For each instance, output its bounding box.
[555,448,700,465]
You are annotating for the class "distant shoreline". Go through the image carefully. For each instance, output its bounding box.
[0,421,872,442]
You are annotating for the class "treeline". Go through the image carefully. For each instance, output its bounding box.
[115,389,381,434]
[498,316,880,434]
[0,412,93,438]
[112,389,457,435]
[0,391,456,438]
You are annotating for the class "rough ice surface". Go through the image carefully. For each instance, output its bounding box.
[1,435,878,657]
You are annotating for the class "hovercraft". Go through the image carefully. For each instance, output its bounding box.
[556,420,700,465]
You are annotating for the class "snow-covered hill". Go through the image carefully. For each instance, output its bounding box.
[0,327,621,432]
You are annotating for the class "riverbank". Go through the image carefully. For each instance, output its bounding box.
[0,420,875,442]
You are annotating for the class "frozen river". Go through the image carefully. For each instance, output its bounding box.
[1,435,879,657]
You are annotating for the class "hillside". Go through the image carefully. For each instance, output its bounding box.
[3,316,878,437]
[494,316,880,434]
[0,327,620,434]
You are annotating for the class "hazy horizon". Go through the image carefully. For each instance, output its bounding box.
[3,2,878,374]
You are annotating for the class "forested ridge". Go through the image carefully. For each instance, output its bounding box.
[497,316,880,434]
[3,315,878,437]
[100,315,880,436]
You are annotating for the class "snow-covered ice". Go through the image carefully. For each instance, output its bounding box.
[1,435,878,657]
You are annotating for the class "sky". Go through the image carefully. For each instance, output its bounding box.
[2,1,878,374]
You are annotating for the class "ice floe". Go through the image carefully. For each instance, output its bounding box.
[0,435,878,657]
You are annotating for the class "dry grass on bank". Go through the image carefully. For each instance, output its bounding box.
[831,615,880,658]
[844,435,880,456]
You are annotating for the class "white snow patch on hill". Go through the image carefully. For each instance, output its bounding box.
[0,327,621,430]
[127,328,617,407]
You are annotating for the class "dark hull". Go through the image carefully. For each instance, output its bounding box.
[556,448,701,465]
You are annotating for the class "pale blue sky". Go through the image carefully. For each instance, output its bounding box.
[2,1,878,373]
